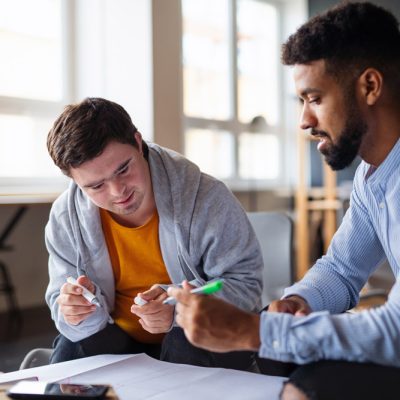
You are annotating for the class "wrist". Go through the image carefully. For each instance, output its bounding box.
[286,295,311,314]
[287,295,309,307]
[239,313,261,351]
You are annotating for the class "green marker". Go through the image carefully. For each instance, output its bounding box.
[163,280,223,305]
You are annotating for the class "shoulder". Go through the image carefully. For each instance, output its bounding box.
[148,142,202,193]
[148,142,199,172]
[47,181,94,234]
[48,186,72,223]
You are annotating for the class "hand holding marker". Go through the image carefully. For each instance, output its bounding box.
[134,296,148,306]
[163,280,223,305]
[67,277,101,307]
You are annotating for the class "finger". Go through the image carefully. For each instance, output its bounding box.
[294,311,307,316]
[268,300,295,313]
[174,303,193,328]
[132,302,173,317]
[137,316,168,326]
[63,310,95,325]
[57,293,93,307]
[61,304,97,316]
[61,282,83,295]
[65,311,94,325]
[138,318,168,334]
[140,285,164,301]
[266,300,282,312]
[167,286,192,306]
[174,307,185,328]
[65,316,83,326]
[181,280,195,290]
[131,304,158,316]
[131,300,166,313]
[294,308,310,317]
[77,275,95,293]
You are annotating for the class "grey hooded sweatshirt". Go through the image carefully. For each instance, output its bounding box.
[45,142,263,342]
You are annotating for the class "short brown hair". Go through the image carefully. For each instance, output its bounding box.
[47,97,141,175]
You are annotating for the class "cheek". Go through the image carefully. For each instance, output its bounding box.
[130,165,149,187]
[318,111,342,138]
[323,103,346,133]
[87,191,109,208]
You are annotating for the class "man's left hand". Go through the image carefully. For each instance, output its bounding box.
[130,285,174,334]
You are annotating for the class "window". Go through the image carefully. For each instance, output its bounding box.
[0,0,70,182]
[182,0,283,186]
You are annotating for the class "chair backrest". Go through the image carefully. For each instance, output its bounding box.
[247,211,294,308]
[19,348,53,370]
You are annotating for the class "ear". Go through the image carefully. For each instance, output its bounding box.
[134,131,143,154]
[357,68,383,106]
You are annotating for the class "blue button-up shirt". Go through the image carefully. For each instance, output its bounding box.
[259,139,400,366]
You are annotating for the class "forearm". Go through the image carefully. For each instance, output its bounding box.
[259,285,400,366]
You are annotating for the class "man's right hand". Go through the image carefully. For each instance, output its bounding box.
[56,275,97,325]
[268,295,311,316]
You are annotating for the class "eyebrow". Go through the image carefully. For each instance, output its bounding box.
[299,88,323,97]
[83,157,133,188]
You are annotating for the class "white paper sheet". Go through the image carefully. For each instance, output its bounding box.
[0,354,135,384]
[0,353,285,399]
[62,354,285,400]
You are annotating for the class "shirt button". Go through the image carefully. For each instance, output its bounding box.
[379,202,385,209]
[272,340,279,349]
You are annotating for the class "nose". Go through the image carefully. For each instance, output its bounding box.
[299,104,317,130]
[109,177,126,198]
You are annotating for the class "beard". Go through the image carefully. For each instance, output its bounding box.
[312,98,367,171]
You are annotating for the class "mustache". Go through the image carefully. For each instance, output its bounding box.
[310,129,330,138]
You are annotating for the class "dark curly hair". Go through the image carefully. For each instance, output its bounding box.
[282,2,400,97]
[47,97,148,176]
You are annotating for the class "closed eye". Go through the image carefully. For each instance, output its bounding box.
[117,164,129,175]
[309,97,320,104]
[90,183,104,190]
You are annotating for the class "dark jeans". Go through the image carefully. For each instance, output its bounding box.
[256,357,400,400]
[51,323,255,371]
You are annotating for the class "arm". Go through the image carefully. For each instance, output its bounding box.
[284,178,385,314]
[259,278,400,366]
[45,202,112,342]
[170,280,400,367]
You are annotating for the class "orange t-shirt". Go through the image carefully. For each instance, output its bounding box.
[100,209,171,344]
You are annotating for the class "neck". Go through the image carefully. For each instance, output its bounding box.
[360,104,400,166]
[360,133,399,167]
[112,200,156,228]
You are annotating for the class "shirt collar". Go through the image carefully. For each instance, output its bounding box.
[363,138,400,185]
